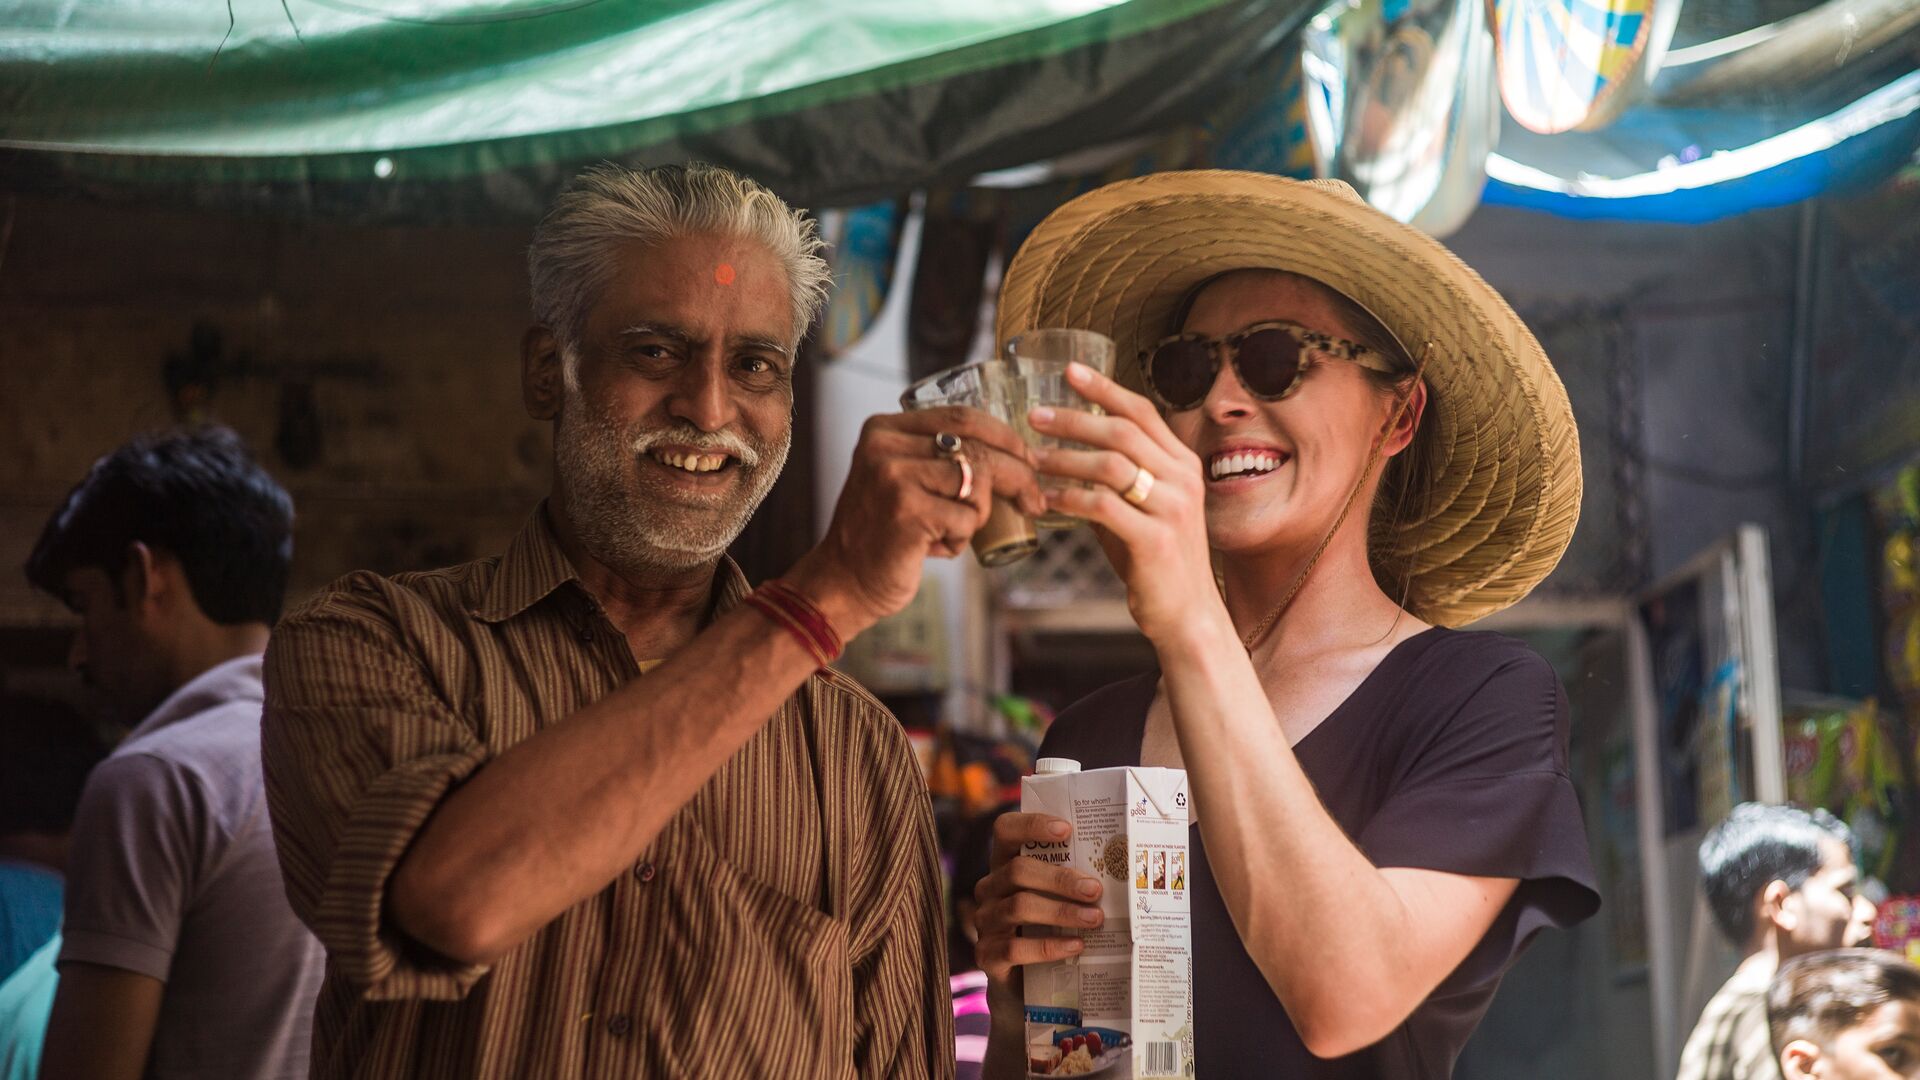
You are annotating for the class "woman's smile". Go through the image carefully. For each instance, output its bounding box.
[1205,441,1291,486]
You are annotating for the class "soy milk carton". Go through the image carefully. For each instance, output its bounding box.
[1021,758,1192,1077]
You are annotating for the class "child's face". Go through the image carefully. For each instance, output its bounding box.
[1785,999,1920,1079]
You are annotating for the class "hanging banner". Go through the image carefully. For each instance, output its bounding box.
[1492,0,1662,134]
[818,199,907,358]
[908,188,1003,381]
[1207,38,1320,179]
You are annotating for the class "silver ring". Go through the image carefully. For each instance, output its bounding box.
[952,454,974,501]
[933,431,963,456]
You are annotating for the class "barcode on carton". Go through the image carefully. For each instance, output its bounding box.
[1144,1040,1181,1075]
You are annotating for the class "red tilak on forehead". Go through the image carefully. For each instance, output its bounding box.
[714,263,737,286]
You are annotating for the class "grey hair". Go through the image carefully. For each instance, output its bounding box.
[528,162,831,356]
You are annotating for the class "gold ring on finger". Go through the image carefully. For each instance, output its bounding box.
[1121,465,1155,506]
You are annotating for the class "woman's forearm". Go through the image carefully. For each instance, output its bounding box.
[1150,617,1435,1053]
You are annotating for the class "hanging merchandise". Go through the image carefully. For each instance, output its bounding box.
[1879,464,1920,703]
[1206,41,1320,181]
[1872,461,1920,894]
[991,694,1057,743]
[907,188,1004,382]
[1876,896,1920,964]
[817,199,907,358]
[1491,0,1665,134]
[1302,0,1500,234]
[927,726,1037,819]
[1784,701,1905,883]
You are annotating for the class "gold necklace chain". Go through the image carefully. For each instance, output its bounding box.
[1238,343,1432,653]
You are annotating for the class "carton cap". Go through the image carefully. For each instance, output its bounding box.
[1034,757,1082,775]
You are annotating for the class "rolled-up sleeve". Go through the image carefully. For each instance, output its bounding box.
[261,576,492,1002]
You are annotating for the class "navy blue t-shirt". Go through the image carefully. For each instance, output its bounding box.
[1036,627,1600,1078]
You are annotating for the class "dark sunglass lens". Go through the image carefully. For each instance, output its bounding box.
[1148,340,1215,409]
[1235,330,1305,398]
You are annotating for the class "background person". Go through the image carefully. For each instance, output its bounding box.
[1767,949,1920,1080]
[25,427,323,1080]
[1681,802,1863,1080]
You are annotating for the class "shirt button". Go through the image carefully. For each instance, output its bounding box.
[634,861,657,883]
[606,1015,631,1036]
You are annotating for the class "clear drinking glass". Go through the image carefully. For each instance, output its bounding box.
[899,360,1040,567]
[1005,328,1119,528]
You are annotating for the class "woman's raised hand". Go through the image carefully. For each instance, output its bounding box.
[1027,362,1222,643]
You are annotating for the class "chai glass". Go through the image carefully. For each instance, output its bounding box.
[1005,328,1119,528]
[899,360,1040,567]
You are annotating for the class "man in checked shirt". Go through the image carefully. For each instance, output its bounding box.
[262,163,1044,1078]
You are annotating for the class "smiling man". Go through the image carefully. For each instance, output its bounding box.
[261,163,1042,1079]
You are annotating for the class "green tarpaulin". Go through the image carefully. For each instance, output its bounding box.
[0,0,1310,218]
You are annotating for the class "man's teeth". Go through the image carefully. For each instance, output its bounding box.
[1209,452,1282,480]
[651,450,730,473]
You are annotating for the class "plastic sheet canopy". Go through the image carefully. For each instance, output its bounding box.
[0,0,1304,213]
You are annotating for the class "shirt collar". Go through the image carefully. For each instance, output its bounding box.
[470,502,753,625]
[128,652,264,742]
[469,504,581,624]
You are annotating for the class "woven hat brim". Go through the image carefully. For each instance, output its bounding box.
[995,170,1581,626]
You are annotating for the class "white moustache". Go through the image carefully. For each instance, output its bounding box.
[628,428,760,468]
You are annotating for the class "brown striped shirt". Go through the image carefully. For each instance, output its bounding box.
[261,507,953,1079]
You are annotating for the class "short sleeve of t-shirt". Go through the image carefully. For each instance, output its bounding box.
[60,751,214,981]
[1352,633,1599,987]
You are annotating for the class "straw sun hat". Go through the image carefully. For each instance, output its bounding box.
[995,170,1580,627]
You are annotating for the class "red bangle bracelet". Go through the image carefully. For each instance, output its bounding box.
[743,580,842,669]
[758,580,843,660]
[743,592,831,668]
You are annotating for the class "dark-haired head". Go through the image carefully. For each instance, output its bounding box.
[1767,949,1920,1077]
[1700,802,1859,954]
[26,427,293,626]
[25,428,293,719]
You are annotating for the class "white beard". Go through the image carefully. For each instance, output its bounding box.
[552,388,791,574]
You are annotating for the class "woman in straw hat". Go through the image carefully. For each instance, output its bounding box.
[972,172,1599,1077]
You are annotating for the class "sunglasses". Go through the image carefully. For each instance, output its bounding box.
[1140,320,1400,411]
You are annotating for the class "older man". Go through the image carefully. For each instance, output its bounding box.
[262,163,1041,1078]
